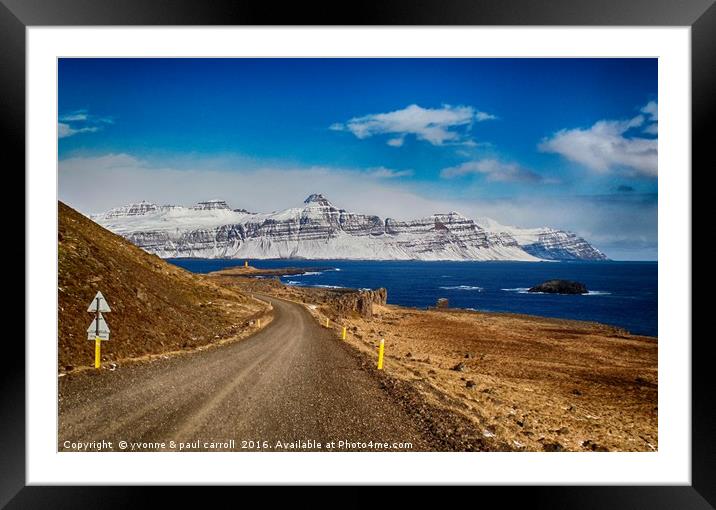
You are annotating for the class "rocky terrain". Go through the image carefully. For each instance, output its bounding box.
[223,273,657,452]
[212,270,388,320]
[90,194,607,261]
[58,202,269,372]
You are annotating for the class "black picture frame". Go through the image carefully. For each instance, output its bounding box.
[4,0,708,504]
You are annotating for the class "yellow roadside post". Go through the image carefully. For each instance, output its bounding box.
[94,337,101,368]
[244,260,249,268]
[377,338,385,370]
[325,317,330,328]
[341,326,347,340]
[87,291,111,369]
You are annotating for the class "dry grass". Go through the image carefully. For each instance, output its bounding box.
[58,202,268,371]
[336,306,657,452]
[231,276,657,452]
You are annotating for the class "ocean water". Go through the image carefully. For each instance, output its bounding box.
[168,259,658,337]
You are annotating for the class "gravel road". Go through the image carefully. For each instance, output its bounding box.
[59,295,436,451]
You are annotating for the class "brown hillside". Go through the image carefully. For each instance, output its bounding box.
[58,201,265,371]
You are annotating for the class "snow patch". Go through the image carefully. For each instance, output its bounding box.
[92,194,606,261]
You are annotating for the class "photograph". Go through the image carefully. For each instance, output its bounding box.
[57,57,659,454]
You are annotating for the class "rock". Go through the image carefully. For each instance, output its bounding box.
[451,362,467,372]
[571,388,583,396]
[329,288,387,319]
[482,427,496,438]
[135,286,148,302]
[465,380,476,388]
[64,365,74,372]
[542,442,565,452]
[582,440,609,452]
[528,279,588,295]
[436,298,449,309]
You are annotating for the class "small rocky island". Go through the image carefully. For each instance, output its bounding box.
[528,279,588,295]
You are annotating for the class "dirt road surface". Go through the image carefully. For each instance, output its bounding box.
[59,296,435,451]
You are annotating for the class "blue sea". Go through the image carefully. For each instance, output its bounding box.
[168,259,658,337]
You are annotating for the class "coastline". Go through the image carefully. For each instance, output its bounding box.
[212,268,657,452]
[191,257,657,336]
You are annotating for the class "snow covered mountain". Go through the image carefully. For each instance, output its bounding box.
[90,194,607,261]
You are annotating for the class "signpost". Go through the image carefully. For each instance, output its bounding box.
[87,291,111,368]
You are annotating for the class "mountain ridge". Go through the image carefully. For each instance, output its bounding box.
[90,194,608,261]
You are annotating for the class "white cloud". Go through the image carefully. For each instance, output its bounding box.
[366,167,414,179]
[641,100,658,121]
[58,122,100,139]
[640,100,658,135]
[440,159,541,182]
[642,123,658,135]
[331,104,495,146]
[59,111,89,122]
[63,153,139,168]
[475,111,497,121]
[538,103,658,177]
[58,123,74,139]
[58,109,113,139]
[58,154,438,219]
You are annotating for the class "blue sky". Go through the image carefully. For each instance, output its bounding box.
[58,58,658,260]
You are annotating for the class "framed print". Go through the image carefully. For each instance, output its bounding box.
[4,0,710,504]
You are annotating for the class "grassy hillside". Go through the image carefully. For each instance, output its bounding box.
[58,201,265,371]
